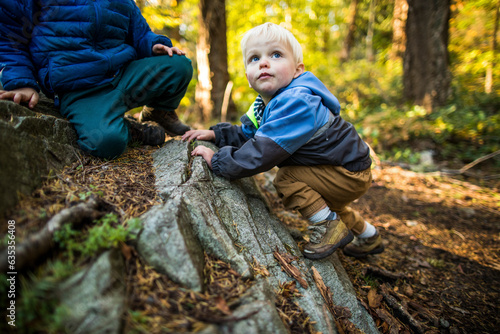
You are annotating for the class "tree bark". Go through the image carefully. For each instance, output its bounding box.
[366,0,377,62]
[485,1,499,94]
[340,0,359,62]
[403,0,451,111]
[391,0,408,59]
[196,0,236,122]
[135,0,145,11]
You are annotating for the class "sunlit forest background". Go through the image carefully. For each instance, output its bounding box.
[138,0,499,169]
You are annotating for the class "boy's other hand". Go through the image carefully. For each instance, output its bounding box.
[191,145,214,169]
[152,44,186,56]
[0,87,39,109]
[182,129,215,142]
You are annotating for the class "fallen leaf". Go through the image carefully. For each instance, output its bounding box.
[368,289,383,308]
[215,296,232,315]
[404,284,414,297]
[121,242,133,261]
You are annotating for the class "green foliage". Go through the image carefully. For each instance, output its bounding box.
[0,260,75,333]
[72,184,103,202]
[356,87,500,165]
[449,0,500,93]
[128,310,152,333]
[3,214,142,332]
[142,6,182,32]
[54,214,141,261]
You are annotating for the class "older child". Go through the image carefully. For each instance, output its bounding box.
[0,0,192,159]
[182,23,383,259]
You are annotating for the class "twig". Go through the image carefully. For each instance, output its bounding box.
[459,150,500,174]
[311,267,362,334]
[364,266,411,280]
[441,149,500,177]
[0,197,102,272]
[375,308,402,334]
[380,284,425,334]
[273,248,308,288]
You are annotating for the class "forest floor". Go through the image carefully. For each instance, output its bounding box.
[255,162,500,334]
[4,144,499,333]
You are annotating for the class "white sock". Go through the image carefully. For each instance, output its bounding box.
[308,207,337,223]
[357,221,376,238]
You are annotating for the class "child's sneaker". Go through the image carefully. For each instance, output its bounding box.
[126,115,165,146]
[140,106,190,137]
[342,231,384,258]
[303,219,354,260]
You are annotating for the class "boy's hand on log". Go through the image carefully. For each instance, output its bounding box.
[191,145,214,169]
[152,44,186,56]
[0,87,39,109]
[182,129,215,142]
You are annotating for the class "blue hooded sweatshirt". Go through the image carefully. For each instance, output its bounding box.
[210,71,372,180]
[0,0,172,99]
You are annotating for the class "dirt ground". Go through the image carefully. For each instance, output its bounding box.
[256,164,500,334]
[343,166,500,334]
[5,145,499,333]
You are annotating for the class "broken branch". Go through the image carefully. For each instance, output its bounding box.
[380,284,425,334]
[0,197,102,272]
[311,266,363,334]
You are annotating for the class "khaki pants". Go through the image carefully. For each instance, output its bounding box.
[273,165,372,235]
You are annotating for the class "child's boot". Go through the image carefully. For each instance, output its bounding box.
[343,230,384,258]
[139,106,190,137]
[303,218,354,260]
[126,115,165,146]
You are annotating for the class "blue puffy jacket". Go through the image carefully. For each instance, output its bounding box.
[0,0,172,99]
[210,72,372,180]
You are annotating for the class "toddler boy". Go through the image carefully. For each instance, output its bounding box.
[182,22,383,259]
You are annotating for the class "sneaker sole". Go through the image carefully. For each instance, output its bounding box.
[303,231,354,260]
[342,244,385,258]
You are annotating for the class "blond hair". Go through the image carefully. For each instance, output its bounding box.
[241,22,303,67]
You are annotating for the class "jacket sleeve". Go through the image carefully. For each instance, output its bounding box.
[211,136,291,181]
[0,0,39,91]
[127,1,172,59]
[211,90,325,180]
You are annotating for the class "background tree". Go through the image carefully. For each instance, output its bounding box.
[485,1,499,94]
[196,0,236,123]
[391,0,408,59]
[365,0,377,62]
[340,0,359,62]
[448,0,500,95]
[403,0,451,110]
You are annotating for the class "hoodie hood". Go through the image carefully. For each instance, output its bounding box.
[284,71,341,115]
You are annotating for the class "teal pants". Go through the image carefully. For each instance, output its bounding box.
[60,55,192,159]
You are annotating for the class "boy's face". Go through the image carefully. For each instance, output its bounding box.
[244,37,304,105]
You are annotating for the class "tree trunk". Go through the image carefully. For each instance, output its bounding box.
[340,0,359,62]
[403,0,451,111]
[196,0,236,122]
[485,1,499,94]
[366,0,376,62]
[135,0,145,11]
[391,0,408,59]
